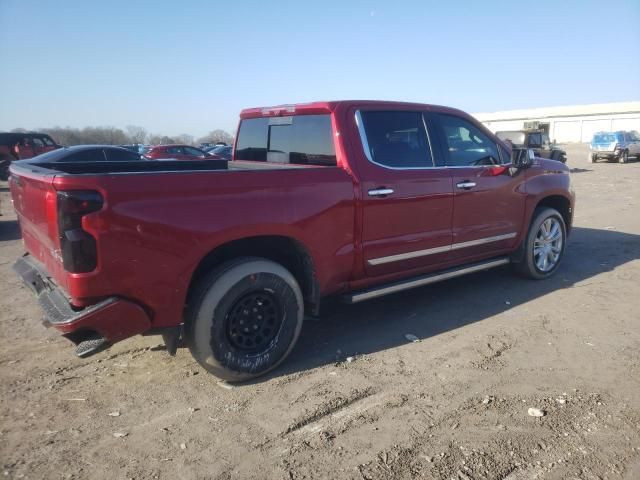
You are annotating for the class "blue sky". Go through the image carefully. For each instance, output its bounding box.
[1,0,639,138]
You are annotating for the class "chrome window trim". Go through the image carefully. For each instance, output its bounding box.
[355,110,438,171]
[367,232,517,266]
[355,110,509,171]
[421,113,436,167]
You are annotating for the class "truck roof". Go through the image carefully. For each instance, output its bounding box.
[239,100,468,119]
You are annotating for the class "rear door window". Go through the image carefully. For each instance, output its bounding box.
[66,149,107,162]
[235,115,336,166]
[357,111,433,168]
[42,136,56,146]
[165,146,183,155]
[105,149,142,161]
[31,137,45,148]
[184,146,205,157]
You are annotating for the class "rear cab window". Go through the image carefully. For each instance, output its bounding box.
[235,114,336,166]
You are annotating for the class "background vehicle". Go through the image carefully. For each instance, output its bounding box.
[10,100,574,382]
[205,144,232,160]
[0,132,61,179]
[118,144,146,154]
[496,129,567,163]
[23,145,145,163]
[144,144,223,160]
[589,131,640,163]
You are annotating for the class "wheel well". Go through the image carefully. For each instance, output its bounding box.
[187,236,320,314]
[536,195,572,233]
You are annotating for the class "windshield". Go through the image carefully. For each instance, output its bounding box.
[593,133,621,143]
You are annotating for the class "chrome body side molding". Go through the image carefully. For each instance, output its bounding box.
[367,232,517,266]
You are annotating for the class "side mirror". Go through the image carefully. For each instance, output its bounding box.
[512,148,535,168]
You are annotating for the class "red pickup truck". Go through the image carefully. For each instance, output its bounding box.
[0,132,61,180]
[10,101,574,381]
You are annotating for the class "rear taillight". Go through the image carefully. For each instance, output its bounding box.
[57,190,103,273]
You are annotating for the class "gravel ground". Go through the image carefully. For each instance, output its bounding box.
[1,144,639,480]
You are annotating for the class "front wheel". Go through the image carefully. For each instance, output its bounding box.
[185,257,304,382]
[513,207,567,280]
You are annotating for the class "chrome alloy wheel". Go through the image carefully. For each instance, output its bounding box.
[533,217,563,272]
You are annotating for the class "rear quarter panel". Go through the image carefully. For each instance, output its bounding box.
[53,166,356,327]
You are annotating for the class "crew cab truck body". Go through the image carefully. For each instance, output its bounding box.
[10,101,574,381]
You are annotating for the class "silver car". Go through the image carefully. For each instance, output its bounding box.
[590,131,640,164]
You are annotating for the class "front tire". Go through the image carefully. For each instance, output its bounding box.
[185,258,304,382]
[513,207,566,280]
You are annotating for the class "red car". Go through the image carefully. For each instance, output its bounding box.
[10,100,574,382]
[144,144,222,160]
[0,132,61,179]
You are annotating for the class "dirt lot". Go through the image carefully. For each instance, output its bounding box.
[1,144,639,480]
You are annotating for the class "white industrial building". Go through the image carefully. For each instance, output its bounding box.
[473,101,640,143]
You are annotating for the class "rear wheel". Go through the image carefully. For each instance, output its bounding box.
[619,150,628,164]
[0,156,12,180]
[185,257,304,382]
[589,153,597,163]
[513,207,566,280]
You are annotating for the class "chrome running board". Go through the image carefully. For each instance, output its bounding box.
[344,257,510,304]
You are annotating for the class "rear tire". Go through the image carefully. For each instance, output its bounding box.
[513,207,566,280]
[184,257,304,382]
[618,150,628,164]
[0,156,12,181]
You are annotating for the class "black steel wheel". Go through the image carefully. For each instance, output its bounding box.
[225,291,282,353]
[185,257,304,382]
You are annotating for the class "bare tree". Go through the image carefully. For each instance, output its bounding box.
[39,126,129,146]
[197,129,234,146]
[151,135,176,145]
[28,125,211,147]
[126,125,148,144]
[174,134,194,146]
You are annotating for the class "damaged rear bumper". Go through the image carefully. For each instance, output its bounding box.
[13,254,152,357]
